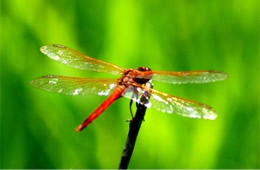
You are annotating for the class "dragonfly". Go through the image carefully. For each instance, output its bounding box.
[31,44,228,132]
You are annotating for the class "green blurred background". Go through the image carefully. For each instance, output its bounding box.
[0,0,259,168]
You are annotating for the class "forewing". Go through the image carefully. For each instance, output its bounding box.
[151,71,228,84]
[31,75,117,96]
[122,86,217,120]
[40,44,124,75]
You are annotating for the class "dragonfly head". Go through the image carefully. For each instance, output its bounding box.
[137,66,152,72]
[134,67,153,84]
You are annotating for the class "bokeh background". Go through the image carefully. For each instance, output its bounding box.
[0,0,259,168]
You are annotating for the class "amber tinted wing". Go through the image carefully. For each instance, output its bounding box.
[147,70,228,84]
[122,86,217,120]
[40,44,124,75]
[31,75,118,96]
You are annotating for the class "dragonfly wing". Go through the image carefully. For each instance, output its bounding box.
[149,89,217,119]
[150,70,228,84]
[40,44,124,75]
[122,86,217,120]
[31,75,118,96]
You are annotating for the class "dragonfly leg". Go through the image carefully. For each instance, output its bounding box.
[126,99,134,122]
[129,99,134,118]
[127,91,138,122]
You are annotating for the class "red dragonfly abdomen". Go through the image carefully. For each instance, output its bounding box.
[76,86,125,132]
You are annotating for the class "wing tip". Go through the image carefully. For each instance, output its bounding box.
[30,77,44,88]
[30,75,58,88]
[30,79,37,87]
[40,44,67,54]
[214,71,229,80]
[207,71,228,82]
[203,113,218,120]
[222,72,229,80]
[40,45,48,55]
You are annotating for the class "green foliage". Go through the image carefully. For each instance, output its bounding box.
[0,0,259,168]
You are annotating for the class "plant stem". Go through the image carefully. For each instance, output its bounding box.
[118,101,148,169]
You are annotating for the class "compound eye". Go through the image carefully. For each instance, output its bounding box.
[137,67,152,72]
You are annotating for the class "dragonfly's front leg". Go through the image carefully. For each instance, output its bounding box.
[128,89,139,121]
[129,99,134,119]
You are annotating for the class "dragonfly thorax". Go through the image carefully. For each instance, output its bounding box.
[118,67,153,87]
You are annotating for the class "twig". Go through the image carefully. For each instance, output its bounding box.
[119,86,151,169]
[118,102,147,169]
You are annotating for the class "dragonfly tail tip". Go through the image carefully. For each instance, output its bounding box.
[75,125,83,132]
